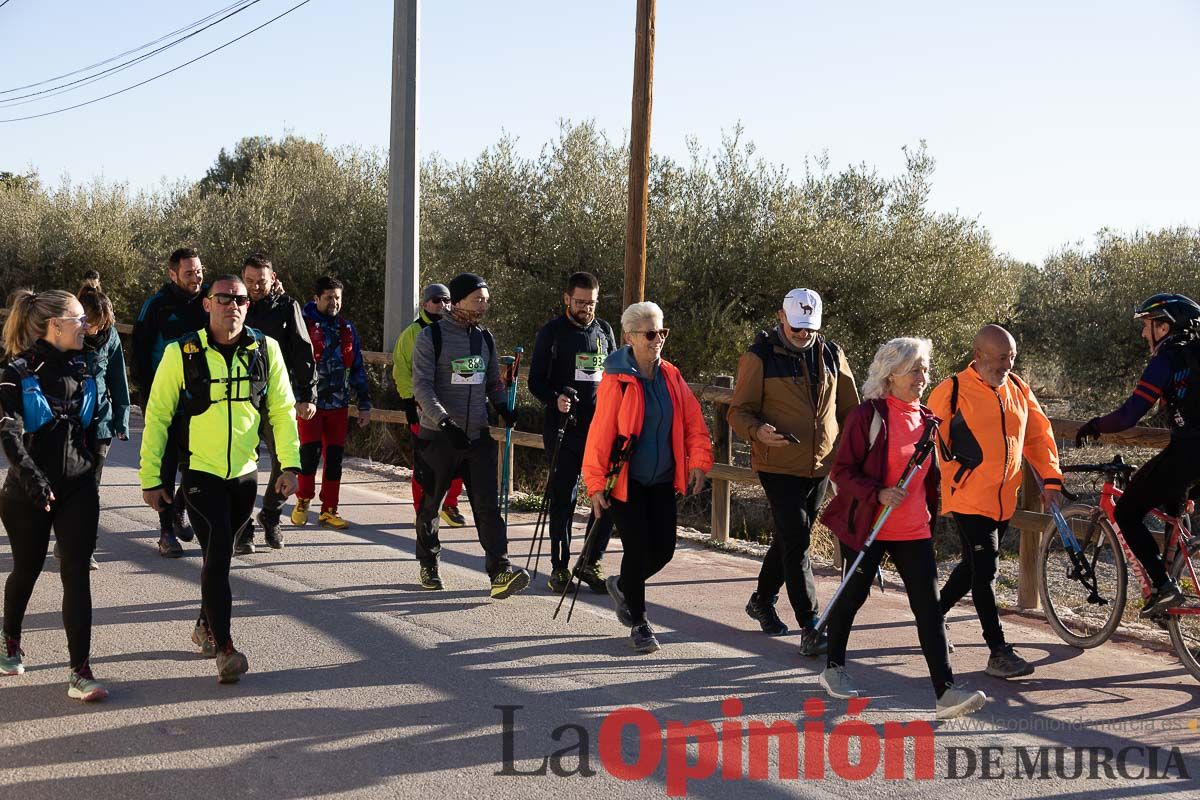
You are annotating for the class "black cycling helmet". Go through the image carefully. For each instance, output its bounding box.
[1133,293,1200,331]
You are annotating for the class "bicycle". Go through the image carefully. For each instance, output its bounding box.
[1038,455,1200,681]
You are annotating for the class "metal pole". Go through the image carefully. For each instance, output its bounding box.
[622,0,655,311]
[384,0,421,350]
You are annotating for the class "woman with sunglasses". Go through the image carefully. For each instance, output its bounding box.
[583,301,713,653]
[0,289,108,701]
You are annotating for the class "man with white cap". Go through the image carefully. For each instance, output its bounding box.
[393,282,467,527]
[728,288,859,655]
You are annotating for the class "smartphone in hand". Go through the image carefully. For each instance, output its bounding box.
[778,431,801,445]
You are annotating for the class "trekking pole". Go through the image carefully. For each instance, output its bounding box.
[555,434,637,621]
[498,347,523,526]
[812,419,938,635]
[524,388,578,577]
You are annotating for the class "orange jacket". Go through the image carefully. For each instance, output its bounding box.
[926,365,1063,521]
[583,355,714,502]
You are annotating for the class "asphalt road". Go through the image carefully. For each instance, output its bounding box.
[1,416,1198,799]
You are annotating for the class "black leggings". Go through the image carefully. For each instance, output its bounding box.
[543,423,613,570]
[827,537,953,696]
[608,480,677,624]
[1113,442,1200,588]
[1,477,99,670]
[182,469,257,648]
[939,513,1007,653]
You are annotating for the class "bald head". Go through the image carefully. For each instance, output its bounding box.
[972,324,1017,387]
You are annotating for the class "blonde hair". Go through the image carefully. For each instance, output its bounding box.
[861,337,933,400]
[3,289,77,356]
[621,301,664,335]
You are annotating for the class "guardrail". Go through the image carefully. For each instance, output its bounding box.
[116,322,1169,611]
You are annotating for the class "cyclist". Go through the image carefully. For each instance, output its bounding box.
[1076,293,1200,616]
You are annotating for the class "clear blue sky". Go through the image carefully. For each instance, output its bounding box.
[1,0,1197,263]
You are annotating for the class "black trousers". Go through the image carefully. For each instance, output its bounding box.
[182,469,257,648]
[414,434,512,579]
[158,414,190,530]
[939,513,1007,653]
[1,476,99,670]
[608,480,677,624]
[828,538,953,695]
[258,415,288,523]
[1113,441,1200,588]
[92,438,112,489]
[755,472,828,628]
[542,421,612,570]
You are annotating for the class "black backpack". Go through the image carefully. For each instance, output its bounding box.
[177,328,270,416]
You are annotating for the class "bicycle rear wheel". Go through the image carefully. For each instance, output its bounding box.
[1039,504,1127,648]
[1167,536,1200,682]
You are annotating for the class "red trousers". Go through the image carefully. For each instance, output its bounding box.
[410,424,463,511]
[298,407,349,512]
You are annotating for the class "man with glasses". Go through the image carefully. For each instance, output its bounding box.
[241,253,317,552]
[291,276,371,530]
[140,274,301,683]
[728,288,859,655]
[392,283,467,528]
[410,272,530,598]
[131,247,210,557]
[528,272,617,593]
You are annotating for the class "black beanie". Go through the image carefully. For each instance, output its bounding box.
[449,273,489,304]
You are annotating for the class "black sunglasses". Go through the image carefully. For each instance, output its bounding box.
[632,329,670,341]
[210,293,250,307]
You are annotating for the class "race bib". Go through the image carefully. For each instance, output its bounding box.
[451,355,486,385]
[575,351,605,382]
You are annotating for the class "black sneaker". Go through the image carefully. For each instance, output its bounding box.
[173,511,195,543]
[606,575,635,626]
[798,625,828,657]
[986,644,1034,678]
[234,527,255,556]
[576,561,608,594]
[631,622,660,654]
[419,565,444,590]
[490,568,530,599]
[745,592,789,636]
[158,531,183,558]
[258,512,283,550]
[547,568,571,593]
[1141,580,1185,618]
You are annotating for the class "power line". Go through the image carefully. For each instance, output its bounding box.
[0,0,316,123]
[0,0,266,106]
[0,0,15,10]
[1,0,259,97]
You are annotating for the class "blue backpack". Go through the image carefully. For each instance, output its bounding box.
[9,355,97,433]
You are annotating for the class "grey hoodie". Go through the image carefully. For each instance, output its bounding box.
[412,316,507,440]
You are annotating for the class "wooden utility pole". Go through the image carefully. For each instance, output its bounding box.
[384,0,420,350]
[622,0,655,311]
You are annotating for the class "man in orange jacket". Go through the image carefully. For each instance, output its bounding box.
[927,324,1063,679]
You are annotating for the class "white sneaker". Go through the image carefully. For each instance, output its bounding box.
[936,684,987,720]
[819,665,860,699]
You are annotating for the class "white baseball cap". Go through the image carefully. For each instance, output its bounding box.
[782,288,822,330]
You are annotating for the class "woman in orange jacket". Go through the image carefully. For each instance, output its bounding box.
[583,301,714,653]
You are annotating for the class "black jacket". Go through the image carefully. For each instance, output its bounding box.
[131,281,210,401]
[246,291,318,404]
[528,314,617,430]
[0,340,96,506]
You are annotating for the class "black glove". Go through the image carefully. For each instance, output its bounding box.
[438,417,471,449]
[398,396,419,426]
[1075,418,1102,449]
[498,406,517,429]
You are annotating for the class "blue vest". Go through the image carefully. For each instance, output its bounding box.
[10,357,97,433]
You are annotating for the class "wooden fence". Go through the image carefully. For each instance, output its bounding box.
[116,323,1170,611]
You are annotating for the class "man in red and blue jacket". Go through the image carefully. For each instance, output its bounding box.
[290,276,372,530]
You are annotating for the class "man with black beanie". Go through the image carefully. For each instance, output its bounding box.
[410,273,530,598]
[528,271,617,593]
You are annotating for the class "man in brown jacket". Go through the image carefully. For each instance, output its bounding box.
[728,288,859,655]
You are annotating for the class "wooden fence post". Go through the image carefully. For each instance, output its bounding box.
[1017,465,1042,610]
[711,376,733,543]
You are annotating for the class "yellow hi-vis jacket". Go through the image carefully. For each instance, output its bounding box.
[139,327,300,488]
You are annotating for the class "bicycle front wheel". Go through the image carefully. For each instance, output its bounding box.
[1167,540,1200,682]
[1039,504,1127,648]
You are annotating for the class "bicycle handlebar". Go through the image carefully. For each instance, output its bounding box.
[1061,459,1138,476]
